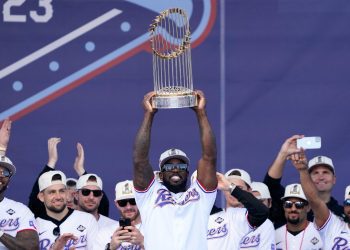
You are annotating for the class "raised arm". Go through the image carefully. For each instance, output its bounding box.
[290,151,329,228]
[267,135,303,179]
[0,119,11,156]
[0,230,39,250]
[193,90,217,191]
[73,142,86,176]
[133,92,158,190]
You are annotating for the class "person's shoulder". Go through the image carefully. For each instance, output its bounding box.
[3,197,33,212]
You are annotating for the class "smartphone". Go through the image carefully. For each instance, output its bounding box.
[297,137,321,149]
[119,218,131,228]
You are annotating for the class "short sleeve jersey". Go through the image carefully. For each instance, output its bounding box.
[0,197,38,250]
[36,210,98,250]
[239,219,276,249]
[135,178,216,250]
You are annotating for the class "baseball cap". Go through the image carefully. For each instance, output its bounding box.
[281,183,307,201]
[225,168,252,187]
[115,180,135,201]
[159,148,190,169]
[66,178,77,188]
[38,170,66,192]
[345,185,350,200]
[76,174,103,190]
[308,156,335,174]
[0,155,16,176]
[251,182,271,199]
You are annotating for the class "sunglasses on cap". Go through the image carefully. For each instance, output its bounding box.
[80,189,102,197]
[0,169,11,178]
[283,200,308,209]
[117,199,136,207]
[161,163,188,172]
[344,199,350,206]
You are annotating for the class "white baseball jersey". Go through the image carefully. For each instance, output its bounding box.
[94,222,143,250]
[207,207,253,249]
[316,211,350,249]
[135,178,216,250]
[239,219,276,249]
[36,209,98,250]
[0,197,38,250]
[275,223,323,250]
[98,214,118,228]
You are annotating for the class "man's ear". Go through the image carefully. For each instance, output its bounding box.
[37,192,44,202]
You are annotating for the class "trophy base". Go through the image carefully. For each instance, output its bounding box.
[152,94,197,109]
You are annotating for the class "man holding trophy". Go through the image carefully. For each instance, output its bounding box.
[132,8,218,250]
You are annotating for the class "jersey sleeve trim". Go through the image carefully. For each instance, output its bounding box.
[316,210,332,231]
[196,179,217,193]
[134,176,155,193]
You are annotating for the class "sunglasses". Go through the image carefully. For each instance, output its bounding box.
[117,199,136,207]
[80,189,102,197]
[344,199,350,206]
[161,163,188,172]
[53,226,60,237]
[283,200,307,209]
[0,169,11,178]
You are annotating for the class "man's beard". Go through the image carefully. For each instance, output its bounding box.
[79,202,98,213]
[47,203,66,214]
[162,178,187,193]
[122,209,140,222]
[287,215,301,225]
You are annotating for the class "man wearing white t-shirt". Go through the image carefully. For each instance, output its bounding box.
[133,91,217,250]
[36,170,98,249]
[95,180,144,250]
[0,119,39,250]
[75,174,117,228]
[291,151,349,249]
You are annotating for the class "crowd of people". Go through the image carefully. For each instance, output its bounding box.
[0,90,349,249]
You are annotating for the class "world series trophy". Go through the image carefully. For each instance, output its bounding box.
[149,8,197,109]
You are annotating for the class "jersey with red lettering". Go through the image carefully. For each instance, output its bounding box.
[94,222,143,250]
[207,207,253,249]
[135,178,216,250]
[317,212,350,249]
[275,223,323,250]
[239,219,275,249]
[36,209,98,249]
[0,197,38,250]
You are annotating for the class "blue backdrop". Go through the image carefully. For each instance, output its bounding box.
[1,0,349,215]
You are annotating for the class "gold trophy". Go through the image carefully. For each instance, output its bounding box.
[149,8,197,109]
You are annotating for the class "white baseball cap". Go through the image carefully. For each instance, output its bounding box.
[66,178,78,187]
[345,185,350,200]
[308,156,335,174]
[251,182,271,199]
[38,170,66,192]
[115,180,135,201]
[281,183,307,201]
[159,148,190,169]
[225,168,252,187]
[76,174,103,190]
[0,155,16,176]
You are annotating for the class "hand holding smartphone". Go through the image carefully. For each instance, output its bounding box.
[297,137,321,149]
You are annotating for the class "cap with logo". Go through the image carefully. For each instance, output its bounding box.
[251,182,271,199]
[38,170,66,192]
[159,148,190,170]
[281,183,307,201]
[345,185,350,200]
[115,180,135,201]
[308,155,335,174]
[76,174,103,190]
[0,155,16,176]
[225,168,252,187]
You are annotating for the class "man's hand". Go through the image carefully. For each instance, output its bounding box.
[143,91,157,114]
[216,172,231,191]
[73,142,85,176]
[192,90,206,111]
[47,137,61,168]
[124,226,144,247]
[0,119,12,152]
[110,227,132,249]
[50,233,77,250]
[279,135,303,160]
[290,150,308,171]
